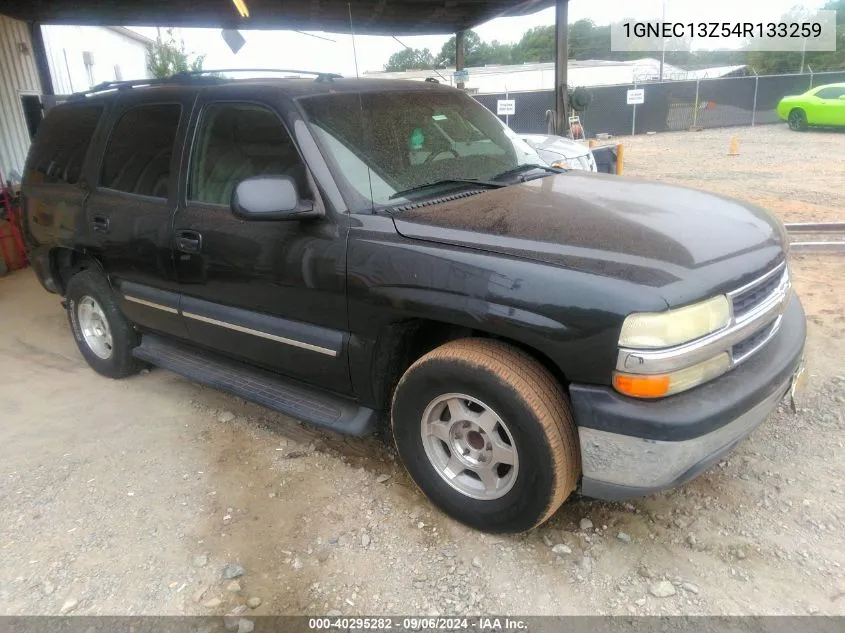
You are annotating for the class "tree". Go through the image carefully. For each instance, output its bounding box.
[146,28,206,79]
[512,25,555,63]
[384,47,435,72]
[436,30,487,67]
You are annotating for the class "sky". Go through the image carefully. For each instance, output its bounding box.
[132,0,831,76]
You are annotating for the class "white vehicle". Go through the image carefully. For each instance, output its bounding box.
[521,134,598,172]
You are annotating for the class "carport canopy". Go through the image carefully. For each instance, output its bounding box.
[1,0,552,35]
[2,0,572,132]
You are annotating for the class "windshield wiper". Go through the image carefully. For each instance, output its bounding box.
[389,178,506,201]
[491,164,565,182]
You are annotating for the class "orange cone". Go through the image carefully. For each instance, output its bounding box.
[728,136,740,156]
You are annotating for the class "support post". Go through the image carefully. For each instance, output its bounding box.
[455,30,466,90]
[554,0,569,136]
[751,75,759,127]
[692,78,700,128]
[29,22,54,97]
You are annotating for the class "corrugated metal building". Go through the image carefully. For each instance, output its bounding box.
[0,14,41,182]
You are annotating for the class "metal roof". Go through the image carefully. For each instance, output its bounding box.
[0,0,553,35]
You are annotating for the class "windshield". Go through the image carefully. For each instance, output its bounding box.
[298,88,547,208]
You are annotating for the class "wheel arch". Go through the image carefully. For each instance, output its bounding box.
[50,247,106,296]
[369,316,570,415]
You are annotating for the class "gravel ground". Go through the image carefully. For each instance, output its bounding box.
[1,124,844,617]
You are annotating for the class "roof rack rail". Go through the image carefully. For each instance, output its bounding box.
[68,68,342,100]
[170,69,343,82]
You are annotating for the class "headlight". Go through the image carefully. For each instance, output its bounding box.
[618,295,731,349]
[613,352,731,399]
[551,156,588,170]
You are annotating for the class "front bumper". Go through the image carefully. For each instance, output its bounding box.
[570,293,806,501]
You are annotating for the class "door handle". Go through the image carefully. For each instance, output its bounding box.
[91,214,110,233]
[175,230,202,253]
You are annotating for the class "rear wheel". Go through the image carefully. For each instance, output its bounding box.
[66,270,143,378]
[391,338,580,533]
[788,108,808,131]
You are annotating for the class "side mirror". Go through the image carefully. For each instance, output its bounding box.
[231,175,320,221]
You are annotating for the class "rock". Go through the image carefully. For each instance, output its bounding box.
[637,565,655,579]
[218,411,236,423]
[576,556,593,575]
[246,596,262,609]
[472,557,482,568]
[42,581,55,596]
[60,598,79,614]
[635,598,647,606]
[327,610,342,617]
[361,533,371,548]
[375,474,392,484]
[681,582,700,595]
[193,585,210,603]
[221,563,245,580]
[552,544,572,556]
[649,581,677,598]
[238,620,255,633]
[542,534,554,547]
[736,550,747,560]
[203,597,222,608]
[579,518,594,530]
[292,557,304,570]
[417,522,425,529]
[617,532,632,543]
[194,554,209,568]
[686,534,698,547]
[226,581,242,593]
[224,606,249,630]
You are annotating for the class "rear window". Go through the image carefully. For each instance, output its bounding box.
[100,104,181,198]
[25,104,103,185]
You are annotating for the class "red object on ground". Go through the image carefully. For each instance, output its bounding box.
[0,172,27,270]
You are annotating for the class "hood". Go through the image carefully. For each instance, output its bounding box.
[392,172,787,307]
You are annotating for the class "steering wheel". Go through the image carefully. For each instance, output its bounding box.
[424,148,460,165]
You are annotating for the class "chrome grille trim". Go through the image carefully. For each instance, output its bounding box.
[616,263,791,375]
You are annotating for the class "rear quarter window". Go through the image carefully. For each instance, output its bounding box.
[24,104,104,185]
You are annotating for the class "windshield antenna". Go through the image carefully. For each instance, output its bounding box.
[347,3,360,78]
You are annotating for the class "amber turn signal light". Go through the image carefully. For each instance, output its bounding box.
[613,373,671,399]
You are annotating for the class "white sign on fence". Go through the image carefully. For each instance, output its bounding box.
[626,88,645,105]
[497,99,516,116]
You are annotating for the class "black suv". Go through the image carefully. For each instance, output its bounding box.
[22,72,806,533]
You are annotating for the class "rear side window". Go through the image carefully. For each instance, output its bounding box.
[100,104,181,198]
[815,87,845,99]
[25,105,103,185]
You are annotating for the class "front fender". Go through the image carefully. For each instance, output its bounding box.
[346,218,667,403]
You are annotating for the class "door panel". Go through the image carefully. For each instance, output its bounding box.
[173,96,351,393]
[83,95,193,339]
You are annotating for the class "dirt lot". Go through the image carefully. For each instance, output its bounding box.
[1,125,844,617]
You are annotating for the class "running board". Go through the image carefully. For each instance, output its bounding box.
[132,334,377,436]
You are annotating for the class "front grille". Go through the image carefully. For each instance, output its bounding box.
[732,319,778,361]
[731,268,784,319]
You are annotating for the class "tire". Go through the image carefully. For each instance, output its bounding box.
[65,269,143,378]
[788,108,808,131]
[391,338,580,533]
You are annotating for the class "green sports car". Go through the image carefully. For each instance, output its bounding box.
[777,82,845,131]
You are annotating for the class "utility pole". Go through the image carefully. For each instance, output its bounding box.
[455,30,466,90]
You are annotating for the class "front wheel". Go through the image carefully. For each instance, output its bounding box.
[788,108,808,131]
[391,339,580,533]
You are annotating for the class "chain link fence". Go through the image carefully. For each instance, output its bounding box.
[475,71,845,137]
